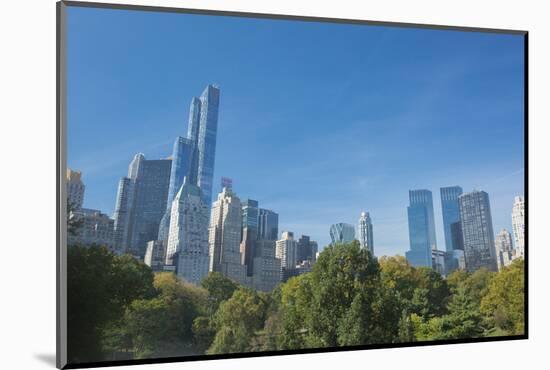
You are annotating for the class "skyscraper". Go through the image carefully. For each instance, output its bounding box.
[67,169,85,210]
[459,190,497,272]
[297,235,318,263]
[258,208,279,241]
[406,189,437,268]
[440,186,463,252]
[158,137,195,242]
[208,187,247,285]
[276,231,298,281]
[357,211,374,256]
[166,181,210,285]
[329,223,355,244]
[495,228,514,271]
[240,199,259,276]
[512,196,525,258]
[196,85,221,209]
[112,153,172,258]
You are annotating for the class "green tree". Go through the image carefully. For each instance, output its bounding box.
[108,273,208,359]
[410,267,450,319]
[480,259,525,335]
[200,272,239,314]
[207,288,269,354]
[67,245,155,363]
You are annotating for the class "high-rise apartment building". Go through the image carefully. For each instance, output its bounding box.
[67,169,85,210]
[440,186,463,252]
[495,228,514,271]
[276,231,298,281]
[208,187,247,285]
[512,196,525,258]
[112,153,171,258]
[357,211,374,256]
[406,190,437,268]
[329,223,355,244]
[165,182,210,285]
[459,190,497,272]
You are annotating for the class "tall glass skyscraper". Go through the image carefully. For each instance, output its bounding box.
[406,189,437,268]
[459,190,497,272]
[329,223,355,244]
[157,136,195,242]
[440,186,463,252]
[258,208,279,241]
[357,211,374,256]
[240,199,259,276]
[196,85,221,209]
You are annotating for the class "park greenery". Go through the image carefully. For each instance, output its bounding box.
[67,241,525,364]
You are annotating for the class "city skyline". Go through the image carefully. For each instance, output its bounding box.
[67,7,525,257]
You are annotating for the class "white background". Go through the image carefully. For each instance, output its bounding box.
[0,0,547,369]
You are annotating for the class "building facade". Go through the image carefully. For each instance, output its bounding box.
[208,187,247,285]
[406,190,437,268]
[158,137,195,242]
[297,235,318,263]
[240,199,259,276]
[512,196,525,258]
[164,182,210,285]
[196,85,221,209]
[112,153,172,258]
[276,231,298,281]
[250,239,281,291]
[495,228,514,271]
[144,240,167,272]
[440,186,463,252]
[68,208,115,250]
[329,223,355,245]
[67,169,85,210]
[357,211,374,256]
[258,208,279,241]
[459,190,497,272]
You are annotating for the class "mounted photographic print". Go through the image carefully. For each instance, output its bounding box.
[57,1,528,368]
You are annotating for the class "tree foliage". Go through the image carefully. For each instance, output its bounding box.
[67,242,525,361]
[480,259,525,335]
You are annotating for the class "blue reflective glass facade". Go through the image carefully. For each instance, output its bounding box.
[197,85,220,209]
[406,189,437,268]
[440,186,463,252]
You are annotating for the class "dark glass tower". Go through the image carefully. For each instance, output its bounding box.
[406,189,437,268]
[459,190,497,272]
[258,208,279,241]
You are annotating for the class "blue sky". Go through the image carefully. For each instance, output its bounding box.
[67,6,525,257]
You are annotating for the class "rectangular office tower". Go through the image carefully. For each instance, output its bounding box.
[440,186,463,252]
[113,154,172,258]
[406,189,437,268]
[459,190,497,272]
